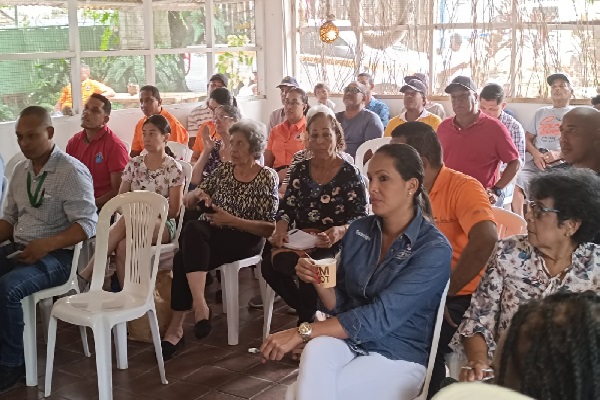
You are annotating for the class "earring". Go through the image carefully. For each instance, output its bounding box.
[408,192,412,197]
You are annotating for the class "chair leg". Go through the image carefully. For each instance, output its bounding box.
[257,263,276,340]
[147,307,168,385]
[80,326,91,357]
[21,296,38,387]
[112,322,128,370]
[44,315,59,397]
[221,266,241,345]
[93,325,114,400]
[39,297,53,345]
[285,381,297,400]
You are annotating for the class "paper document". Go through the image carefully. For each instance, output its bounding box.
[284,229,319,250]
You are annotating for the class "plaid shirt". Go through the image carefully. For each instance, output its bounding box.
[2,145,97,245]
[499,111,526,165]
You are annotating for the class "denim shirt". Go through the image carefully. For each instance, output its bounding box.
[321,209,451,366]
[366,96,390,127]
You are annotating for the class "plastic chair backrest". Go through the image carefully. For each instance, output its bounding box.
[167,141,191,162]
[172,161,192,243]
[415,280,450,400]
[89,192,168,300]
[354,137,390,177]
[122,140,131,155]
[0,176,7,218]
[431,382,534,400]
[492,206,527,239]
[5,152,26,182]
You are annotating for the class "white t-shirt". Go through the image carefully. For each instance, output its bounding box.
[525,106,573,152]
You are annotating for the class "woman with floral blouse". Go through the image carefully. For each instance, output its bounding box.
[261,108,368,326]
[452,168,600,382]
[79,114,184,289]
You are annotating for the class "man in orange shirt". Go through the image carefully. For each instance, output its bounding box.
[55,64,115,115]
[391,121,498,398]
[129,85,189,157]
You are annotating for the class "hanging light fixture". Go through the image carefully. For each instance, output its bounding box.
[319,0,339,44]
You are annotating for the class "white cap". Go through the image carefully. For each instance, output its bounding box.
[306,104,336,120]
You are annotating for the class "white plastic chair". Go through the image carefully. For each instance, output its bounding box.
[0,176,7,218]
[218,253,263,345]
[354,137,390,177]
[492,206,527,239]
[167,141,191,162]
[21,242,89,387]
[257,261,277,340]
[122,140,131,155]
[4,152,26,183]
[285,281,450,400]
[44,192,169,400]
[431,382,534,400]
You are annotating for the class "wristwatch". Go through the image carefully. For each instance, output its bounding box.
[490,185,502,197]
[297,322,312,342]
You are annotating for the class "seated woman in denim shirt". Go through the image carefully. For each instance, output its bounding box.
[261,144,452,400]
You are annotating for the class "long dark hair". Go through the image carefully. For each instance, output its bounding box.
[496,291,600,400]
[143,114,175,158]
[374,144,433,219]
[287,87,310,116]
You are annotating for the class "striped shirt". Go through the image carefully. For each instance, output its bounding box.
[2,145,97,245]
[187,102,212,137]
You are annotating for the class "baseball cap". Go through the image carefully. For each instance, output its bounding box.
[404,73,427,85]
[209,73,229,87]
[546,72,571,86]
[277,76,299,88]
[400,79,427,94]
[445,76,477,93]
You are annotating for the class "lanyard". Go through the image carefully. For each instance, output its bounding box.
[27,171,47,208]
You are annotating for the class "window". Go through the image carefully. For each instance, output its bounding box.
[0,0,262,122]
[296,0,600,98]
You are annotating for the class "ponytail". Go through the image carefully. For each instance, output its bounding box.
[165,145,175,159]
[414,185,433,221]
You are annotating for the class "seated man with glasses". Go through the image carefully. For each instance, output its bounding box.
[335,81,384,161]
[0,106,97,391]
[450,168,600,384]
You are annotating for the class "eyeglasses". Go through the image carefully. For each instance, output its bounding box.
[214,113,236,122]
[343,86,363,94]
[527,200,560,219]
[284,100,303,107]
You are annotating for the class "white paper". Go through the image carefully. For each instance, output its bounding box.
[284,229,319,250]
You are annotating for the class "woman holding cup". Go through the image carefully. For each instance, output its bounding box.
[261,144,452,400]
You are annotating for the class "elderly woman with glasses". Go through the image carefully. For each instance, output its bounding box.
[451,168,600,383]
[264,87,309,184]
[335,81,383,161]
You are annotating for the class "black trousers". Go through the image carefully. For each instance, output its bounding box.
[260,241,339,325]
[170,220,263,311]
[427,294,472,399]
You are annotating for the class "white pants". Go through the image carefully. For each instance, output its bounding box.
[295,337,426,400]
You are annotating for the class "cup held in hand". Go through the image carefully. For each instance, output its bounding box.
[314,258,336,288]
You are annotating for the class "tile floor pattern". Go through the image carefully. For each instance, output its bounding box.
[0,268,300,400]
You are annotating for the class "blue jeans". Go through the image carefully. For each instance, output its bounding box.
[0,242,72,367]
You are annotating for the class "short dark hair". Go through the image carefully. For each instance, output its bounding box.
[210,87,236,107]
[140,85,161,100]
[18,105,52,127]
[357,72,374,86]
[314,82,330,93]
[529,168,600,244]
[88,93,112,115]
[480,83,505,104]
[390,122,443,168]
[592,95,600,106]
[496,291,600,400]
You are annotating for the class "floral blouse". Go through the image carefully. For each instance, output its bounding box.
[278,159,368,231]
[450,235,600,360]
[201,140,225,181]
[200,162,278,228]
[281,149,355,187]
[122,155,184,197]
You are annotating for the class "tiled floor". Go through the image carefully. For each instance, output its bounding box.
[0,268,300,400]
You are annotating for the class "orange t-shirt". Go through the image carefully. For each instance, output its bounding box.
[59,79,110,109]
[429,165,495,296]
[131,108,189,152]
[192,121,221,153]
[267,118,306,169]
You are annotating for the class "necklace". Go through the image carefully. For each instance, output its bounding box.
[313,158,337,184]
